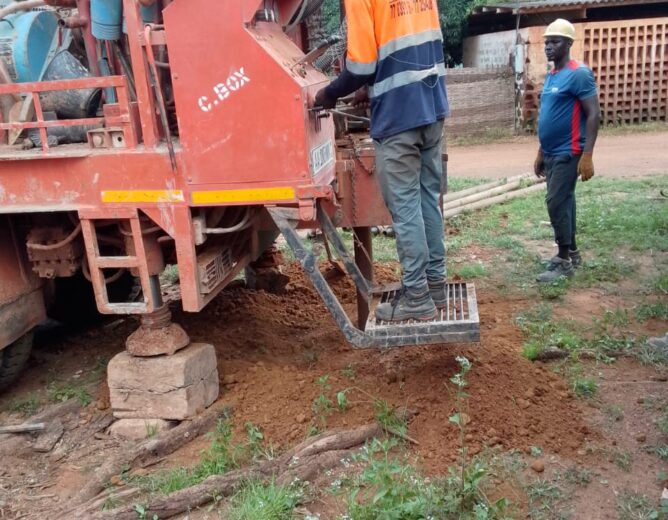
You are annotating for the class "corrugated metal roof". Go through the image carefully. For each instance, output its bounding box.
[472,0,666,15]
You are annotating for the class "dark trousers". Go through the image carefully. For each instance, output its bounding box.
[544,154,579,248]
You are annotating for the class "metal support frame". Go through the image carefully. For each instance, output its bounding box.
[316,204,370,302]
[269,206,481,350]
[269,207,370,348]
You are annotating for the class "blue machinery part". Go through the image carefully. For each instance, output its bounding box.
[0,10,59,82]
[91,0,123,40]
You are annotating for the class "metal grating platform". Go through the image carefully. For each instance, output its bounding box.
[364,282,480,348]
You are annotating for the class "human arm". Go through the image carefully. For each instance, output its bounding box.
[534,148,545,178]
[314,0,376,109]
[574,67,601,181]
[577,95,600,181]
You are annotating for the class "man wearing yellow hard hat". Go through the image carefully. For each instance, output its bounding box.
[534,18,601,284]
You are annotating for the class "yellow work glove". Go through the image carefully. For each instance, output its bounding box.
[533,149,545,178]
[577,152,595,181]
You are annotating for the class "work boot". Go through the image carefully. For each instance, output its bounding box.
[569,249,582,268]
[428,279,447,309]
[536,256,574,283]
[375,286,437,322]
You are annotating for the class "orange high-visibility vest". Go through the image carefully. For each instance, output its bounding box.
[345,0,449,138]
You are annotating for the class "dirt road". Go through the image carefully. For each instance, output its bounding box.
[448,131,668,179]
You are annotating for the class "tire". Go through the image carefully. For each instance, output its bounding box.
[49,271,135,325]
[0,332,33,392]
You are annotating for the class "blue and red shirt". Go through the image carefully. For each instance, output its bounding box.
[538,60,597,156]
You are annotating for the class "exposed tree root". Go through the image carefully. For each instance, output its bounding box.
[78,423,381,519]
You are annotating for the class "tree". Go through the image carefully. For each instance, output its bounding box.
[318,0,484,66]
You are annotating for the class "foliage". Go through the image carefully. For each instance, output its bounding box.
[135,418,243,494]
[616,490,666,520]
[47,381,91,406]
[7,394,40,416]
[344,438,508,519]
[318,0,486,65]
[227,479,303,520]
[437,0,487,65]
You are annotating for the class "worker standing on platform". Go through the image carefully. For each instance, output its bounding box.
[534,18,601,283]
[314,0,449,322]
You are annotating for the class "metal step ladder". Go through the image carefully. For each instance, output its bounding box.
[79,210,158,314]
[268,205,480,349]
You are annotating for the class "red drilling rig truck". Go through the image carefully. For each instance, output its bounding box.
[0,0,479,391]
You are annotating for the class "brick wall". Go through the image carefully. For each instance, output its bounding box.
[464,17,668,130]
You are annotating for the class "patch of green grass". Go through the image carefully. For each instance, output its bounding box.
[651,273,668,294]
[599,121,668,136]
[635,301,668,322]
[341,363,356,381]
[454,263,487,279]
[572,376,598,398]
[655,406,668,436]
[47,381,91,406]
[610,448,633,472]
[449,127,516,147]
[560,466,593,487]
[7,394,40,416]
[537,278,569,300]
[517,304,584,360]
[650,445,668,461]
[604,405,625,423]
[227,479,302,520]
[135,417,242,494]
[344,438,508,520]
[447,177,490,193]
[526,479,563,520]
[447,176,668,294]
[636,341,668,366]
[616,490,664,520]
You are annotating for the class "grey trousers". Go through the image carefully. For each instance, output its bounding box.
[544,154,579,248]
[374,120,446,291]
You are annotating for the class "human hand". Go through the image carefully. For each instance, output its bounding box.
[351,86,369,107]
[534,149,545,178]
[577,152,594,181]
[314,88,336,109]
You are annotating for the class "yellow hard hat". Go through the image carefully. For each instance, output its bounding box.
[544,19,575,40]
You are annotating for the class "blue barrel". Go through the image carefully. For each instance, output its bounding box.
[91,0,123,40]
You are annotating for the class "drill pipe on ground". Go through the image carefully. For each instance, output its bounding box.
[443,176,542,211]
[444,174,531,203]
[444,181,546,218]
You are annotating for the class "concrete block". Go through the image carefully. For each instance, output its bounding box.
[109,418,176,440]
[108,343,219,420]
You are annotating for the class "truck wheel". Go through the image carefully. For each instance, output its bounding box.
[0,332,33,392]
[49,271,135,325]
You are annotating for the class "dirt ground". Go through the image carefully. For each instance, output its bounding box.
[0,131,666,518]
[0,256,666,519]
[448,131,668,179]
